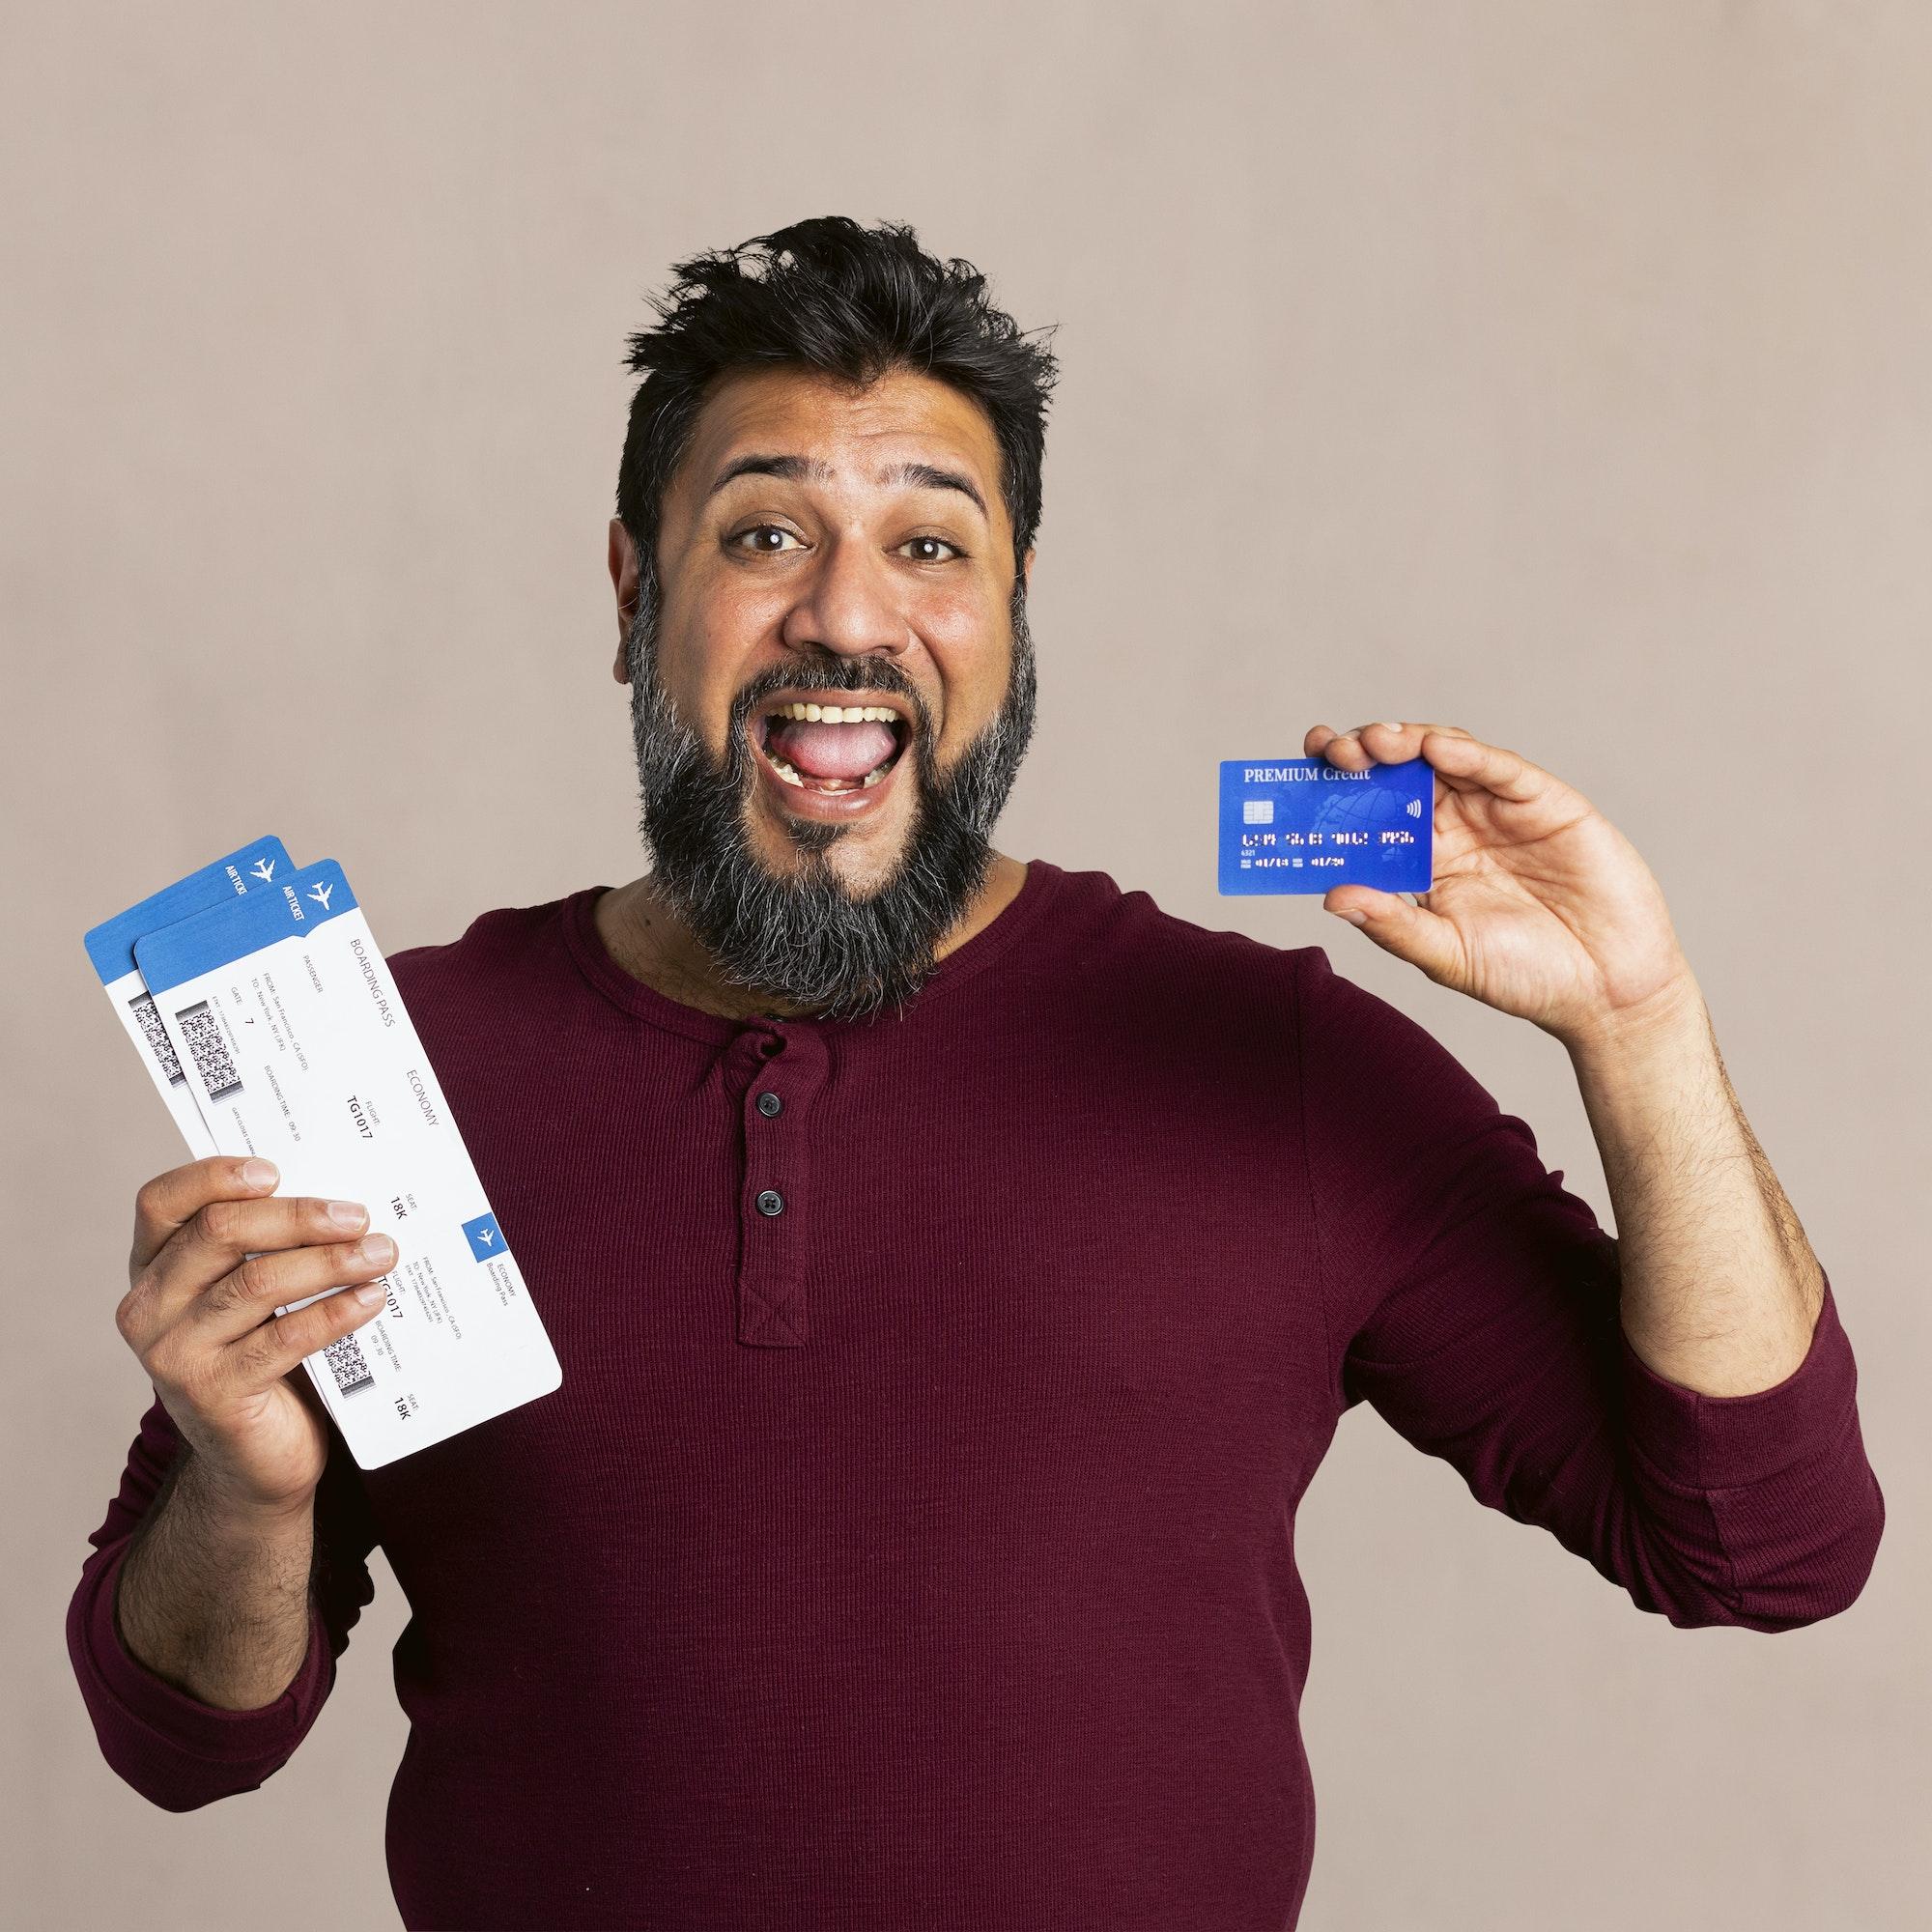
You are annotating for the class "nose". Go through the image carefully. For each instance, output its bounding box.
[778,531,908,665]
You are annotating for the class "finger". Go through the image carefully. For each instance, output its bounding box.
[1352,720,1474,764]
[212,1264,395,1400]
[183,1229,398,1350]
[135,1192,374,1331]
[1324,887,1465,982]
[1415,728,1549,803]
[131,1155,280,1274]
[1306,724,1374,769]
[1307,721,1476,769]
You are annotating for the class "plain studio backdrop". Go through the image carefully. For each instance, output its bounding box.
[4,4,1924,1927]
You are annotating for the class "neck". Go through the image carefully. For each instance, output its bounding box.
[594,850,1031,1023]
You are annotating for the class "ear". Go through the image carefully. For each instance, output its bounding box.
[609,518,639,684]
[1020,546,1035,597]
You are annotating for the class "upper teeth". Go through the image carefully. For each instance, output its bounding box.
[774,702,898,724]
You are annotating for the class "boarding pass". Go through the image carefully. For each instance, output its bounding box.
[86,844,560,1467]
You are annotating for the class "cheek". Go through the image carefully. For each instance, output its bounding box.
[923,605,1013,745]
[662,608,764,757]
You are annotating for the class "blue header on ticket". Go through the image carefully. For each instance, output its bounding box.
[1218,757,1433,895]
[83,836,295,984]
[133,858,360,995]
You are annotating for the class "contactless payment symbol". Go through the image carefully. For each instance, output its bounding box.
[462,1213,505,1262]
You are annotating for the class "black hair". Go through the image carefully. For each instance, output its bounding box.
[615,215,1058,590]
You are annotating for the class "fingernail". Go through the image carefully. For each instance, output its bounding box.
[1329,907,1368,925]
[359,1234,396,1265]
[1376,721,1404,731]
[242,1158,278,1189]
[355,1283,387,1307]
[327,1200,369,1230]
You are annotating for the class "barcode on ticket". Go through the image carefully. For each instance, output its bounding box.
[323,1326,376,1398]
[176,999,242,1101]
[127,990,185,1086]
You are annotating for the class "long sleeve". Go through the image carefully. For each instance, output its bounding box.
[65,1389,380,1809]
[1296,944,1886,1633]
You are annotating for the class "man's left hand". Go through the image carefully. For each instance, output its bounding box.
[1307,721,1702,1050]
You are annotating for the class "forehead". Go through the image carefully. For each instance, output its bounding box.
[673,363,1006,526]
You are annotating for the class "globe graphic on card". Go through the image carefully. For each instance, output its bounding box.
[1314,781,1426,874]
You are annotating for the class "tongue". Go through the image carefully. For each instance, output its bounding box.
[768,719,895,781]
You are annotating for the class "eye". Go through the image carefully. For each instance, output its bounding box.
[896,534,964,563]
[729,525,806,554]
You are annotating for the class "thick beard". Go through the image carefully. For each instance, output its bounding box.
[623,572,1037,1021]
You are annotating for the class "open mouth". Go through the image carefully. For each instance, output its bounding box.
[753,696,912,795]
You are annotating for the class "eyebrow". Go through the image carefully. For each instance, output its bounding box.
[706,452,988,522]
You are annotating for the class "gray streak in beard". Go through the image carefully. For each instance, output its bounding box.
[622,562,1037,1021]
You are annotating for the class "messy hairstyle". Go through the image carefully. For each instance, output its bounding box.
[615,215,1058,595]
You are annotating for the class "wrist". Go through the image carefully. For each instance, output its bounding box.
[1559,972,1711,1073]
[175,1444,317,1535]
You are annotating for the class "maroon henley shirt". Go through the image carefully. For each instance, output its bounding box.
[67,860,1886,1930]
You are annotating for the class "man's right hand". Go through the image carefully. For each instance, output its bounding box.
[116,1156,399,1517]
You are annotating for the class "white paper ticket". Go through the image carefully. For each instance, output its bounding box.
[128,855,561,1467]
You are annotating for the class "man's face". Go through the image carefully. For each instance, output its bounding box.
[611,363,1037,1016]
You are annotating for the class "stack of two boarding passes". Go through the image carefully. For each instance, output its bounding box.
[84,839,561,1469]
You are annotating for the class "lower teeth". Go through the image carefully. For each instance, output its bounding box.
[767,753,894,791]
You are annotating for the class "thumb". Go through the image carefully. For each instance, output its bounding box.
[1324,889,1463,982]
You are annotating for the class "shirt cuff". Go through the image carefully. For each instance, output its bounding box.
[1618,1267,1857,1492]
[73,1534,329,1764]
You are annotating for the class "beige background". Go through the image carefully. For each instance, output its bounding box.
[6,2,1924,1925]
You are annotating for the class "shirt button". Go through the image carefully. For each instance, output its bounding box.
[755,1188,784,1216]
[756,1091,782,1118]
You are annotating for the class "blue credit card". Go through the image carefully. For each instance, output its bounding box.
[1218,756,1433,895]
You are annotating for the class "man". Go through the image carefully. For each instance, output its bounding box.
[70,216,1883,1931]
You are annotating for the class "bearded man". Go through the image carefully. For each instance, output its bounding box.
[71,215,1884,1932]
